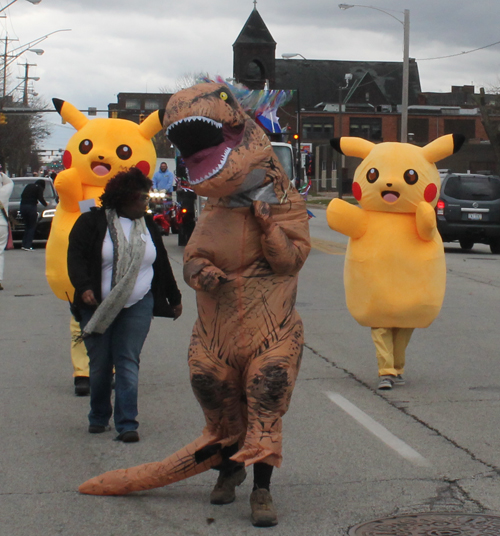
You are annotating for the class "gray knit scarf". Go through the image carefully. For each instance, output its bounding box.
[79,209,147,339]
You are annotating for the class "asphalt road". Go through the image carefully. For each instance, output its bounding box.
[1,208,500,535]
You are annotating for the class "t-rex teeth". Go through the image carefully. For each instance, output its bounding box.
[189,147,232,185]
[166,116,222,136]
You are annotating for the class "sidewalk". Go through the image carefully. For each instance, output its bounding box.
[304,190,357,209]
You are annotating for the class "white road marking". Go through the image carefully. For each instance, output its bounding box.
[325,391,431,467]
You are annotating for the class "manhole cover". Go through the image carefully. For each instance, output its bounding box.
[348,513,500,535]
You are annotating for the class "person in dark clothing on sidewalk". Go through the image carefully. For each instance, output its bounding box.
[20,179,47,250]
[67,167,182,443]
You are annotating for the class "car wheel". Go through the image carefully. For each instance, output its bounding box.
[459,239,474,251]
[490,239,500,254]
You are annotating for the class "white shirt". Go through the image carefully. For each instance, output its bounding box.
[0,173,13,227]
[101,217,156,307]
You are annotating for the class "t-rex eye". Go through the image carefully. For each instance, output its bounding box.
[116,144,132,160]
[219,91,228,101]
[404,169,418,185]
[79,139,93,155]
[366,168,379,183]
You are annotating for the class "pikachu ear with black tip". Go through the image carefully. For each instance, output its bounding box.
[422,133,465,164]
[331,137,374,159]
[52,98,88,131]
[138,110,165,141]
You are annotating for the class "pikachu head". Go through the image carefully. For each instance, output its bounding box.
[331,134,465,213]
[53,98,164,187]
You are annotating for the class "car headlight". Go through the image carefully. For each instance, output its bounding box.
[42,209,56,218]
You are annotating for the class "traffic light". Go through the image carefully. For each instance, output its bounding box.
[139,113,145,124]
[0,113,7,125]
[293,133,299,140]
[110,110,118,119]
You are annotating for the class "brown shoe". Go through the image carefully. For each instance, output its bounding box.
[250,488,278,527]
[210,466,246,504]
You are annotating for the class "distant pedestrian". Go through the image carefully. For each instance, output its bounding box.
[67,167,182,442]
[0,172,13,289]
[152,162,175,192]
[20,179,47,251]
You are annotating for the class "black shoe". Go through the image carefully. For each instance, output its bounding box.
[115,430,139,443]
[74,376,90,396]
[88,424,109,434]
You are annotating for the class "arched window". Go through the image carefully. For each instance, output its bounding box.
[246,59,265,81]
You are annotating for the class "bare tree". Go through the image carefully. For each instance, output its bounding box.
[0,96,51,175]
[159,71,211,94]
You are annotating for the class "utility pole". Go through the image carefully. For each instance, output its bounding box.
[2,36,18,102]
[400,8,410,143]
[19,61,37,105]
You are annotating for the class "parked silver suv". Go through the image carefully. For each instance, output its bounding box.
[436,172,500,253]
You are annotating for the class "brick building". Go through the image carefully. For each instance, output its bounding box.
[107,7,498,188]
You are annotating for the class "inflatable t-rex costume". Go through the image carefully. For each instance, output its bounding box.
[79,84,311,504]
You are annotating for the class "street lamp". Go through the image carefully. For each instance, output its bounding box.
[339,3,410,143]
[0,0,41,13]
[2,45,43,99]
[2,28,70,101]
[281,53,306,60]
[281,53,306,186]
[337,72,353,199]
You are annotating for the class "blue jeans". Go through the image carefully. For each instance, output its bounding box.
[20,205,38,248]
[80,291,154,434]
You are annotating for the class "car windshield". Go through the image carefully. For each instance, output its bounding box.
[272,145,294,181]
[10,179,57,201]
[443,176,500,201]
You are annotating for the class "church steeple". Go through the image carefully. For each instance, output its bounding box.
[233,8,276,89]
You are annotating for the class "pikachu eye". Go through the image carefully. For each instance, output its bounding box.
[366,168,379,183]
[116,144,132,160]
[404,169,418,185]
[220,91,228,101]
[79,139,93,155]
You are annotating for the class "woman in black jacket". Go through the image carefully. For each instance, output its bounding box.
[68,167,182,443]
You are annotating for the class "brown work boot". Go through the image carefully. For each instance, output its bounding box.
[250,488,278,527]
[210,466,247,505]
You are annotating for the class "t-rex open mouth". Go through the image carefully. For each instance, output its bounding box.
[167,117,244,185]
[381,190,400,203]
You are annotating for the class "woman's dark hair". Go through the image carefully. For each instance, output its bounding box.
[100,167,152,210]
[35,179,46,190]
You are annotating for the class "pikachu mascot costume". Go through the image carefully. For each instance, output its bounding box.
[327,134,464,390]
[45,99,163,394]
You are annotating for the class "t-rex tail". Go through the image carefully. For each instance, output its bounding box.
[79,435,224,496]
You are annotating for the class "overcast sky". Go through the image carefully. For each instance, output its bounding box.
[3,0,500,151]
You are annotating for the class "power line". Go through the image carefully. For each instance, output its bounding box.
[416,39,500,61]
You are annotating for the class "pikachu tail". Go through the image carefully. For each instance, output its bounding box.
[78,435,224,496]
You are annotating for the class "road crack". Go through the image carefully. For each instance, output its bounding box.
[305,342,500,478]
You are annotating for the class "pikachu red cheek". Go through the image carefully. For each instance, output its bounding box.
[352,182,362,201]
[135,160,150,176]
[63,150,72,169]
[424,183,437,203]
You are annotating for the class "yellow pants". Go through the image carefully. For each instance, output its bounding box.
[70,316,89,378]
[371,327,414,377]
